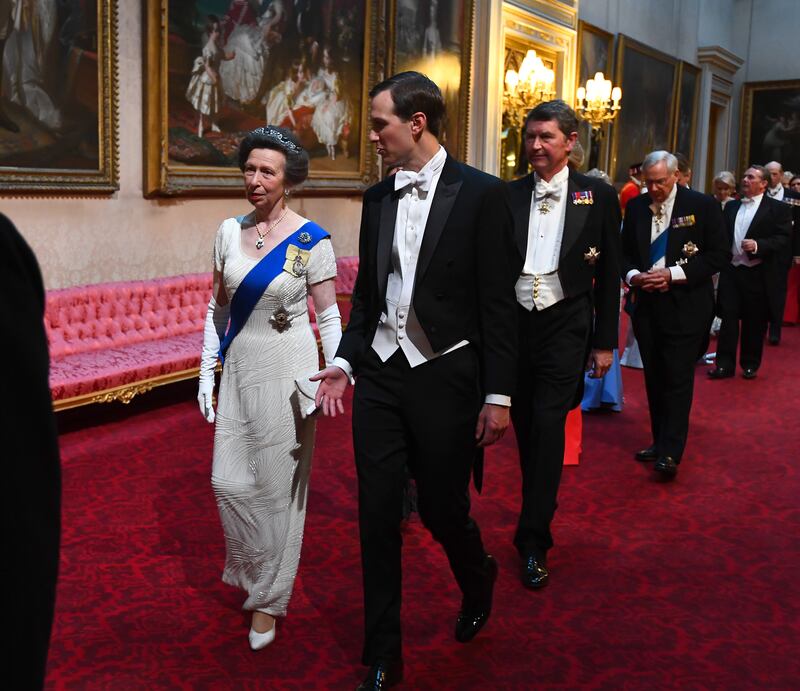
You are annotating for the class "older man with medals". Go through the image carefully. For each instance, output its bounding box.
[621,151,730,478]
[504,100,621,588]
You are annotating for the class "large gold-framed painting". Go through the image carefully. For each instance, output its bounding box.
[145,0,380,196]
[388,0,473,161]
[739,79,800,175]
[672,61,700,164]
[0,0,118,193]
[610,36,678,184]
[576,20,613,172]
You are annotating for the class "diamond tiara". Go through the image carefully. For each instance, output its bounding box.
[250,126,302,154]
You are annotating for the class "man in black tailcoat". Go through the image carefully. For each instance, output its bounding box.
[312,72,520,690]
[621,151,730,478]
[505,100,621,587]
[764,161,800,344]
[710,165,792,380]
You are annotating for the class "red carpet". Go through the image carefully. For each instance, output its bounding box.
[48,329,800,689]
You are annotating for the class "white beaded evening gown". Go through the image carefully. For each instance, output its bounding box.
[211,214,336,615]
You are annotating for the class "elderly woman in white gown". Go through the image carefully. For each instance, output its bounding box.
[198,126,343,650]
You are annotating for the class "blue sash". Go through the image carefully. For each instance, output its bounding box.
[649,228,669,267]
[218,219,330,362]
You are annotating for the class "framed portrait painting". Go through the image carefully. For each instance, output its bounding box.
[145,0,381,196]
[388,0,473,161]
[672,61,700,164]
[610,36,678,184]
[575,20,613,172]
[0,0,118,193]
[739,79,800,175]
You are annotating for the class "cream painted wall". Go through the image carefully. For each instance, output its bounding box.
[1,2,362,290]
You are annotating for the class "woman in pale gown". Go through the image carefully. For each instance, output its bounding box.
[197,126,343,650]
[310,48,350,159]
[186,16,234,137]
[220,0,288,105]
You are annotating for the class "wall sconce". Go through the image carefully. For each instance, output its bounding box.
[503,49,556,129]
[575,71,621,132]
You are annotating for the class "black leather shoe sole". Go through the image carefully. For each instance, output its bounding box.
[635,446,658,461]
[707,368,734,379]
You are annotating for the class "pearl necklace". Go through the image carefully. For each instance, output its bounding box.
[255,207,288,250]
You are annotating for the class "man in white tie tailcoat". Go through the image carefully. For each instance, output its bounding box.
[504,101,621,586]
[313,72,520,690]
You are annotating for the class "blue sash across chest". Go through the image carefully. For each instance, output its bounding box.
[218,219,330,362]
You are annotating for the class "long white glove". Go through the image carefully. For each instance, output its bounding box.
[316,302,343,366]
[198,297,230,423]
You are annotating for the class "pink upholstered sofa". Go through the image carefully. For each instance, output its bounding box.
[47,257,359,411]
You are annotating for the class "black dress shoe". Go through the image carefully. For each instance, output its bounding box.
[767,337,780,346]
[707,367,734,379]
[653,456,678,477]
[742,368,758,379]
[455,555,498,643]
[521,554,549,589]
[635,445,658,461]
[356,659,403,690]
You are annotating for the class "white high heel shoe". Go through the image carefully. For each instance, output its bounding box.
[248,619,276,650]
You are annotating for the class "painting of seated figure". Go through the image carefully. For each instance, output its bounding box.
[146,0,380,195]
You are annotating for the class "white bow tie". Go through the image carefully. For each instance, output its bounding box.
[395,168,432,193]
[535,178,562,200]
[741,197,755,204]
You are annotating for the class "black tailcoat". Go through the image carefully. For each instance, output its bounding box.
[764,189,800,330]
[337,154,520,395]
[716,195,792,370]
[506,169,622,350]
[336,153,520,665]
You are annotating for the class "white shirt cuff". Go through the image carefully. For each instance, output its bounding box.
[485,394,511,407]
[669,265,687,283]
[625,270,641,286]
[330,356,355,384]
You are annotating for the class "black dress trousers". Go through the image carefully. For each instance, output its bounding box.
[511,294,592,560]
[716,264,769,371]
[352,345,488,665]
[633,293,707,461]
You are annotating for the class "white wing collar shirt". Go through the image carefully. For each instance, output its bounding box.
[732,194,764,267]
[515,165,569,311]
[625,181,687,285]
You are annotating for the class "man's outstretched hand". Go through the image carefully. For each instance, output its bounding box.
[309,366,349,417]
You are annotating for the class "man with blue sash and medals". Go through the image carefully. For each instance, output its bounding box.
[197,126,343,651]
[622,151,730,478]
[312,72,519,689]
